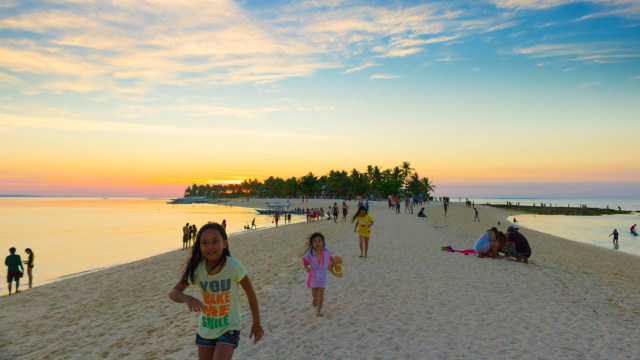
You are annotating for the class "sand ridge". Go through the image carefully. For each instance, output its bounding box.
[1,200,639,359]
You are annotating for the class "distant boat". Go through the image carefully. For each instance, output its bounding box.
[256,201,304,214]
[255,209,306,215]
[166,197,226,205]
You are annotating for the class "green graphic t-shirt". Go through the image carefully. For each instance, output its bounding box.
[190,257,247,339]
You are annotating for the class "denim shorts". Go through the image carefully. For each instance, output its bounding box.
[196,330,241,349]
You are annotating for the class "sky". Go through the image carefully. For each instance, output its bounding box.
[0,0,639,198]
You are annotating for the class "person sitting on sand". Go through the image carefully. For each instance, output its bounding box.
[417,207,426,217]
[504,226,532,263]
[5,247,24,295]
[474,227,500,258]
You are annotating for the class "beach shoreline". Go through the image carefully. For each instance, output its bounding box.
[2,199,639,359]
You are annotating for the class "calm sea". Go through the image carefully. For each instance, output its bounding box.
[466,197,640,257]
[0,198,305,294]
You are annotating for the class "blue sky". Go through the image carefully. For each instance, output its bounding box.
[0,0,639,198]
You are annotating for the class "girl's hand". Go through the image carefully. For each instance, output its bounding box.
[304,265,311,273]
[185,296,206,313]
[249,322,265,343]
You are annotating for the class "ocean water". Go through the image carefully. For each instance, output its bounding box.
[456,197,640,257]
[510,213,640,257]
[460,198,640,211]
[0,198,306,294]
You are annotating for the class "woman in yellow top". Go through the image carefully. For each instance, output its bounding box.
[352,206,374,258]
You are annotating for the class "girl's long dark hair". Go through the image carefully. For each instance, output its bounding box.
[303,232,325,257]
[351,206,367,223]
[180,222,230,285]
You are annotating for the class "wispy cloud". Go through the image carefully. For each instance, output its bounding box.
[535,61,552,66]
[632,76,640,80]
[370,74,400,79]
[514,43,639,64]
[577,82,601,88]
[0,113,354,142]
[492,0,640,19]
[344,62,379,74]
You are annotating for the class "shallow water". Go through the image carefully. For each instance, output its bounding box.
[0,198,306,293]
[512,213,640,256]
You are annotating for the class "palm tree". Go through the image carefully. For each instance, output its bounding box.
[400,161,414,181]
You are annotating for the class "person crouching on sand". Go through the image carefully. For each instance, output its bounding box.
[352,206,374,258]
[474,227,500,259]
[302,232,335,317]
[504,226,532,263]
[169,222,264,360]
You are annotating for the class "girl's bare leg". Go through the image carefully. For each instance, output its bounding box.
[27,267,33,287]
[198,346,215,360]
[359,236,364,256]
[212,344,235,360]
[312,287,318,305]
[364,237,370,257]
[316,287,325,315]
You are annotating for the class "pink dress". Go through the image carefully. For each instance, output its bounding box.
[302,247,332,288]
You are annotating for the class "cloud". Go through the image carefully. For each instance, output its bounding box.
[535,61,552,66]
[577,82,601,88]
[492,0,640,19]
[343,62,379,74]
[370,74,400,79]
[0,113,354,142]
[631,76,640,80]
[0,71,22,85]
[513,43,639,64]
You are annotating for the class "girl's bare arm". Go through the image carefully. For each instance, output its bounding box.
[240,275,264,343]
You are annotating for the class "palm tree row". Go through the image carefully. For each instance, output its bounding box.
[183,162,435,200]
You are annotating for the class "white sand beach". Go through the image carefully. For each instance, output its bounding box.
[2,200,639,359]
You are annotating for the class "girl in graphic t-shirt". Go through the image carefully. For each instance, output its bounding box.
[352,206,374,258]
[302,232,335,317]
[169,222,264,360]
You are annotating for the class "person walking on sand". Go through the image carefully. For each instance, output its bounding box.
[631,224,637,236]
[474,207,479,222]
[23,248,34,288]
[251,218,256,229]
[352,206,374,258]
[222,219,227,231]
[332,203,339,223]
[169,222,264,359]
[274,212,280,227]
[342,202,349,222]
[302,232,336,317]
[183,223,191,249]
[5,247,24,295]
[610,229,619,245]
[443,201,448,217]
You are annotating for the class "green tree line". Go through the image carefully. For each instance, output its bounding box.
[183,162,435,200]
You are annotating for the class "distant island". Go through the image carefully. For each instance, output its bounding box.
[182,162,436,200]
[489,204,633,216]
[0,195,43,197]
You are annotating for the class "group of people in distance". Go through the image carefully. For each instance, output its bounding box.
[474,226,532,263]
[169,205,374,359]
[5,247,35,295]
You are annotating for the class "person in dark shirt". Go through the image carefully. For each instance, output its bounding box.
[505,226,531,263]
[5,247,24,295]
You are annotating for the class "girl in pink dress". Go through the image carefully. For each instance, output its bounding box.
[302,232,335,317]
